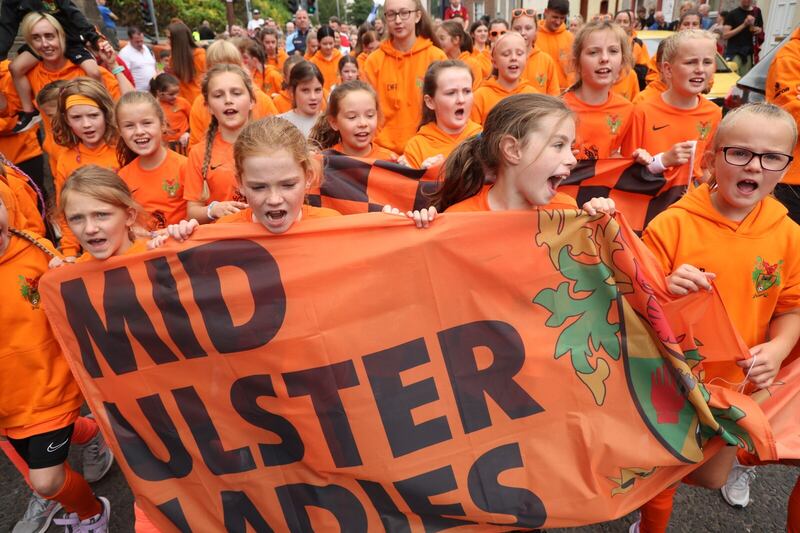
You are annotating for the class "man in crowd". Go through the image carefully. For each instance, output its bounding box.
[723,0,763,75]
[248,9,265,32]
[118,26,156,91]
[286,10,311,55]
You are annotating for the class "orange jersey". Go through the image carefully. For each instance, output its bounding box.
[266,49,288,71]
[633,79,667,105]
[445,184,577,212]
[75,238,147,263]
[161,97,192,143]
[177,47,207,104]
[363,37,448,154]
[217,204,342,223]
[563,91,634,159]
[472,48,492,78]
[403,120,482,168]
[356,51,371,73]
[621,94,721,180]
[471,77,540,124]
[188,88,277,147]
[611,69,640,102]
[0,227,83,432]
[536,20,575,88]
[40,115,67,176]
[645,55,660,85]
[118,150,188,229]
[766,27,800,185]
[272,89,293,113]
[183,133,239,204]
[255,65,283,95]
[523,47,561,96]
[26,61,121,100]
[54,142,120,256]
[642,184,800,384]
[310,49,343,91]
[330,143,397,160]
[1,166,44,235]
[458,51,487,89]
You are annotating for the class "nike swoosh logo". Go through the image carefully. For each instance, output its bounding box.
[210,164,223,170]
[47,439,69,453]
[652,124,669,131]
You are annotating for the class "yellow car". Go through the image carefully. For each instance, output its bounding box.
[637,30,740,106]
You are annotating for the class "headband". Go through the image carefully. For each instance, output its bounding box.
[65,95,100,110]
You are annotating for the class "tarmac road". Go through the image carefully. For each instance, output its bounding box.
[1,449,796,532]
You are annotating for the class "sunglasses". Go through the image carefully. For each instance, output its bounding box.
[511,8,536,19]
[490,29,507,37]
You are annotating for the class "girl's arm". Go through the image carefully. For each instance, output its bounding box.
[382,205,437,228]
[739,309,800,389]
[187,200,247,224]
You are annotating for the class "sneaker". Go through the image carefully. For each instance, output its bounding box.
[11,110,41,134]
[11,492,62,533]
[721,460,757,507]
[81,416,114,483]
[53,511,80,532]
[76,496,111,533]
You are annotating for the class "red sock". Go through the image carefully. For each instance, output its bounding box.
[71,416,99,446]
[639,484,679,533]
[48,463,102,520]
[788,475,800,533]
[0,439,32,488]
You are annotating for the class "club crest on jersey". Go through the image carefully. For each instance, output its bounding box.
[752,257,783,298]
[162,177,180,197]
[536,73,546,87]
[607,114,622,135]
[19,275,41,308]
[696,121,711,140]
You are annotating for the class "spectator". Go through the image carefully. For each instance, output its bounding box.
[286,9,311,55]
[668,1,695,30]
[96,0,119,48]
[118,26,157,91]
[230,24,245,37]
[248,9,265,32]
[723,0,763,75]
[649,11,668,29]
[698,4,713,29]
[444,0,469,26]
[198,20,215,40]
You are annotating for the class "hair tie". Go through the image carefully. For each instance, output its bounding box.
[65,95,100,110]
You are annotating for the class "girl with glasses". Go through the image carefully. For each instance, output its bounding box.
[362,0,446,155]
[639,103,800,533]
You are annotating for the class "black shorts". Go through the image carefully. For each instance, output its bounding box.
[7,423,74,469]
[17,43,95,66]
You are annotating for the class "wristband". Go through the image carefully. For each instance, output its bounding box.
[647,153,667,174]
[111,65,125,75]
[207,200,219,220]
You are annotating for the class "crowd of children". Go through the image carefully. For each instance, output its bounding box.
[1,0,798,531]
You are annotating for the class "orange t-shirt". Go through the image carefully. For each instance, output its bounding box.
[0,230,83,433]
[76,238,148,263]
[26,61,121,100]
[621,94,721,181]
[563,91,634,159]
[403,120,482,169]
[471,77,540,124]
[611,69,641,102]
[642,185,800,385]
[523,47,561,96]
[765,27,800,185]
[183,133,239,204]
[363,37,448,154]
[118,150,188,229]
[536,21,575,88]
[457,51,487,89]
[177,47,207,104]
[445,184,578,212]
[255,65,283,95]
[272,89,293,113]
[310,49,343,91]
[266,49,288,71]
[217,204,342,224]
[54,142,120,256]
[161,97,192,143]
[330,143,397,160]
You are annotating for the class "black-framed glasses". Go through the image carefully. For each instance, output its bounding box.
[511,8,536,19]
[384,9,419,20]
[720,146,794,172]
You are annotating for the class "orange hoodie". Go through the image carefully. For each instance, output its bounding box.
[471,77,539,124]
[457,51,487,89]
[621,94,721,181]
[563,91,633,159]
[536,20,574,88]
[266,49,289,71]
[472,47,492,78]
[523,47,561,96]
[363,37,448,154]
[0,61,43,166]
[310,49,343,91]
[54,143,120,257]
[177,47,207,104]
[611,69,640,102]
[403,120,482,168]
[642,184,800,384]
[1,165,45,235]
[118,149,188,229]
[272,89,293,113]
[26,62,122,101]
[445,184,577,212]
[0,186,83,433]
[766,27,800,185]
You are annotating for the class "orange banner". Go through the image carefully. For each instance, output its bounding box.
[40,211,775,531]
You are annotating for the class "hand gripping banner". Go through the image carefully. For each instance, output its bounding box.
[40,211,776,532]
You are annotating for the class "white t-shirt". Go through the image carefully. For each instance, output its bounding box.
[278,110,319,138]
[118,44,157,92]
[248,18,265,31]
